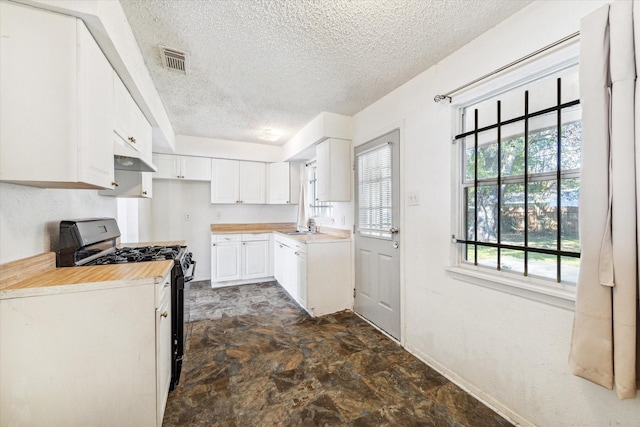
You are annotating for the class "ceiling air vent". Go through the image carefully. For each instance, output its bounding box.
[159,45,189,75]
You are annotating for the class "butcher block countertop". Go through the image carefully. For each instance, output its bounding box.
[0,250,175,299]
[211,222,351,244]
[210,222,296,234]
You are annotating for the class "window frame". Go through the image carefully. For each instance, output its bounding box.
[306,162,333,220]
[447,44,581,309]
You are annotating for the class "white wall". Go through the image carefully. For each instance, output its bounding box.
[0,183,116,263]
[150,180,297,281]
[351,1,639,426]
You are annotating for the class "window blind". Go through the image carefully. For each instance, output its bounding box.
[356,143,392,239]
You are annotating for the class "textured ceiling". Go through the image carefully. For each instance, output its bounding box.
[119,0,531,145]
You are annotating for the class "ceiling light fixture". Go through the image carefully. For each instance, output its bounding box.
[258,129,281,142]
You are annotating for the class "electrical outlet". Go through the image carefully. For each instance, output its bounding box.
[185,214,191,222]
[215,211,222,220]
[408,191,420,206]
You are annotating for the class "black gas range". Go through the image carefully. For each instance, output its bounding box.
[56,218,194,390]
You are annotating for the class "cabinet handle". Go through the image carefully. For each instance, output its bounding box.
[128,136,136,144]
[161,311,168,318]
[295,252,299,256]
[142,191,148,195]
[112,181,119,187]
[212,243,216,247]
[164,281,170,288]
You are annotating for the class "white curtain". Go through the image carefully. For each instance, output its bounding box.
[569,0,639,400]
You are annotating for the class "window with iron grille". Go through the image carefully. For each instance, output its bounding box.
[455,65,581,284]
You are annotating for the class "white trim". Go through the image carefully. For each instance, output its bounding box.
[352,308,529,427]
[446,266,575,310]
[450,38,580,108]
[404,343,534,427]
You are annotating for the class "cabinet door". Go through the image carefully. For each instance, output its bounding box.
[182,156,212,181]
[132,104,152,160]
[0,3,76,184]
[113,75,135,148]
[242,240,269,280]
[239,161,266,204]
[268,162,290,204]
[156,282,171,425]
[316,140,331,202]
[283,246,299,300]
[274,241,285,283]
[76,22,114,189]
[98,170,151,198]
[316,138,351,202]
[211,241,242,283]
[211,159,240,203]
[297,251,307,308]
[153,154,181,179]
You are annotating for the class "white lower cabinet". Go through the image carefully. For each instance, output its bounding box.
[211,233,271,285]
[273,235,351,316]
[156,277,172,425]
[0,271,173,427]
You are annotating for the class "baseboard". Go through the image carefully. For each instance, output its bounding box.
[404,343,534,427]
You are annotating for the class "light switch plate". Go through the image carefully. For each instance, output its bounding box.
[408,191,420,206]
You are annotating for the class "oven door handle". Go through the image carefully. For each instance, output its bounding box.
[184,259,196,282]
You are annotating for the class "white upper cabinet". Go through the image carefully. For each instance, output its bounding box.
[153,154,211,181]
[0,2,115,189]
[113,75,153,163]
[316,138,351,202]
[211,159,266,204]
[98,170,152,198]
[268,162,301,204]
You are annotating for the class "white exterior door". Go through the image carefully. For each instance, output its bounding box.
[354,129,401,340]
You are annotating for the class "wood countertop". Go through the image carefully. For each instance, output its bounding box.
[211,222,297,234]
[273,231,350,244]
[211,223,351,243]
[0,246,176,299]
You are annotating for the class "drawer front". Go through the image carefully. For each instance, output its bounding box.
[211,234,241,242]
[242,233,270,241]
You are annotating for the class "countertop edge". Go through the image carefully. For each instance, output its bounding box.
[0,261,174,300]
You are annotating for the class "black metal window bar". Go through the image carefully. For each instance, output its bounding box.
[454,77,581,283]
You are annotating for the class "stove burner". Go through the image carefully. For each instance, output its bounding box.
[85,245,183,266]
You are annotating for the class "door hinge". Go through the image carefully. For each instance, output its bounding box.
[353,288,356,298]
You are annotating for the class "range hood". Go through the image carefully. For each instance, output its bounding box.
[113,141,157,173]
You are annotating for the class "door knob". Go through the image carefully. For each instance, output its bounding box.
[389,227,399,233]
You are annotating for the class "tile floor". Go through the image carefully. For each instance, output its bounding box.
[163,281,512,426]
